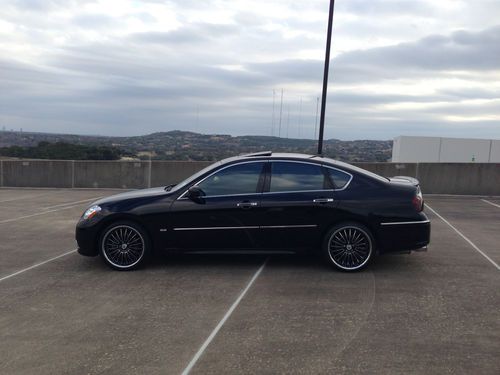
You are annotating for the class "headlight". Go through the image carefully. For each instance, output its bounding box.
[82,205,101,220]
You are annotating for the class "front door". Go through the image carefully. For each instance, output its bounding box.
[169,161,266,250]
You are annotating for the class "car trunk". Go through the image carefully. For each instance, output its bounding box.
[388,176,420,186]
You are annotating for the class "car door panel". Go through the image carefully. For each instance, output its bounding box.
[169,195,262,249]
[168,161,266,250]
[259,161,337,249]
[260,191,335,249]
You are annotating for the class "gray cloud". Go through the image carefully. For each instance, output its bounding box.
[131,23,240,45]
[339,0,433,16]
[329,25,500,85]
[6,0,96,14]
[0,0,499,140]
[224,25,500,88]
[72,14,117,29]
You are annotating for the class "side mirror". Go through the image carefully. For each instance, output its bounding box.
[187,186,205,202]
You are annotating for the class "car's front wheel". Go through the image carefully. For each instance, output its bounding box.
[323,222,374,272]
[99,221,150,271]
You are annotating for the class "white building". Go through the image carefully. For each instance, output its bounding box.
[391,136,500,163]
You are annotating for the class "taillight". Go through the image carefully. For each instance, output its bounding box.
[412,188,423,212]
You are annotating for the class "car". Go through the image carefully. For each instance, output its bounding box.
[76,152,430,272]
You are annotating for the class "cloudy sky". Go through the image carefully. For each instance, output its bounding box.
[1,0,499,140]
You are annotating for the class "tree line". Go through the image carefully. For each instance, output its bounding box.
[0,142,131,160]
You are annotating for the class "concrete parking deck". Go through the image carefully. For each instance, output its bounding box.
[0,189,499,374]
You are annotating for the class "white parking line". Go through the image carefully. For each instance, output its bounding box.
[0,249,77,283]
[0,193,49,203]
[181,258,269,375]
[0,201,92,224]
[426,204,500,271]
[42,196,102,210]
[481,199,500,209]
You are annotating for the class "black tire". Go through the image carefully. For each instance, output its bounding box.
[99,221,151,271]
[322,222,375,272]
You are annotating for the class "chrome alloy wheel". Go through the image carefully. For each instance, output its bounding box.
[101,225,145,269]
[327,226,372,271]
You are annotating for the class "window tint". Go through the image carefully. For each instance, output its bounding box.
[327,168,352,189]
[198,162,264,196]
[270,162,326,192]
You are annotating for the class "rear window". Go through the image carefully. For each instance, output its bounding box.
[326,167,352,189]
[321,157,389,183]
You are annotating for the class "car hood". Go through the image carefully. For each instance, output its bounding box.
[93,187,168,206]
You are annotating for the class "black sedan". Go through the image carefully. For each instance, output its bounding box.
[76,152,430,271]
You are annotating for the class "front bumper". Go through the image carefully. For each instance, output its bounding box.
[75,222,100,257]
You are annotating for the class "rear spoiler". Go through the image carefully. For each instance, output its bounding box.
[389,176,420,186]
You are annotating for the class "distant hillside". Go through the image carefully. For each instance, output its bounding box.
[0,130,392,162]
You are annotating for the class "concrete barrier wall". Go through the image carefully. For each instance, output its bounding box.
[355,162,500,195]
[74,161,149,189]
[151,161,212,187]
[0,159,498,195]
[416,163,499,195]
[1,160,73,188]
[354,163,418,180]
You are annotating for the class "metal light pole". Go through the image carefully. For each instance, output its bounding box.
[278,88,284,138]
[271,89,276,136]
[314,96,319,138]
[297,97,302,138]
[317,0,335,155]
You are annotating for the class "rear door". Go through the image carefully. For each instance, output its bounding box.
[259,160,337,250]
[169,161,266,250]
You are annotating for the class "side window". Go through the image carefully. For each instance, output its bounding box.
[327,168,352,189]
[197,162,264,196]
[270,162,326,192]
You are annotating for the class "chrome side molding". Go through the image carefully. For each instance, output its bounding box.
[313,198,334,203]
[380,220,430,226]
[173,224,318,231]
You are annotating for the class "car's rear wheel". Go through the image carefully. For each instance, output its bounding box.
[323,222,374,271]
[99,221,150,271]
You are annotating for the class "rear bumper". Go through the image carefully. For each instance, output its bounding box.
[413,245,427,252]
[377,214,431,253]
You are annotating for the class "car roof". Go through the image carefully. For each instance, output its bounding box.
[237,151,331,164]
[219,152,316,165]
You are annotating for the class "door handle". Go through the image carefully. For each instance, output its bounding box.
[237,202,258,209]
[313,198,334,203]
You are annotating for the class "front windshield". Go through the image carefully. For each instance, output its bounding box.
[168,161,221,193]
